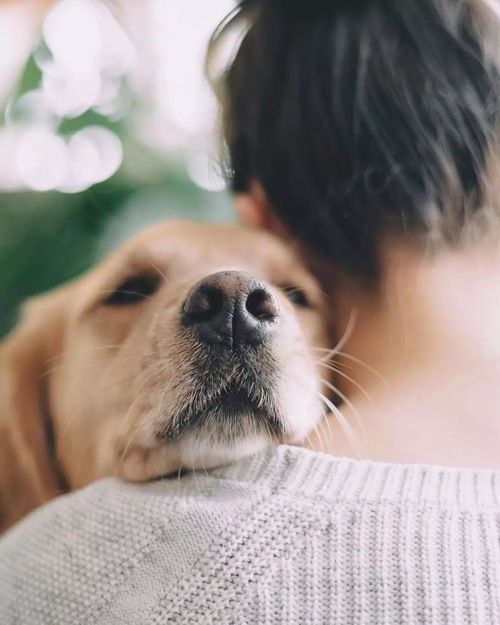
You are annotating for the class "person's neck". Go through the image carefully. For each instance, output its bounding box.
[306,240,500,469]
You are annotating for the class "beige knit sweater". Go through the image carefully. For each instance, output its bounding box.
[0,445,499,624]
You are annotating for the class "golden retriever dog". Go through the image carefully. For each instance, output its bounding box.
[0,220,331,532]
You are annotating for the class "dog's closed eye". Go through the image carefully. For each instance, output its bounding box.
[103,274,160,306]
[281,285,310,308]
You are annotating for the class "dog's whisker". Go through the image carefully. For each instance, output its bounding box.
[302,429,316,452]
[316,360,375,406]
[333,308,358,355]
[118,406,146,465]
[312,309,358,364]
[319,377,366,435]
[313,346,388,386]
[319,399,333,449]
[318,392,365,459]
[118,387,157,469]
[335,351,389,386]
[309,419,326,454]
[43,344,125,365]
[146,259,169,284]
[291,372,336,453]
[300,397,330,454]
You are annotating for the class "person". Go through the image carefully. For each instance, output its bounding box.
[1,0,499,623]
[218,0,500,471]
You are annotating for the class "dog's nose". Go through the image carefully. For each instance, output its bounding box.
[182,271,280,348]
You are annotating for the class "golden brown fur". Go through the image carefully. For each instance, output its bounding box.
[0,220,330,532]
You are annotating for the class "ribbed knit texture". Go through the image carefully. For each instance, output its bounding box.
[0,446,499,624]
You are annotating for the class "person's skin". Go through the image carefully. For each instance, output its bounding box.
[236,191,500,470]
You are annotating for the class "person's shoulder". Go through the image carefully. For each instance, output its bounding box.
[0,468,268,553]
[0,471,271,625]
[0,446,340,625]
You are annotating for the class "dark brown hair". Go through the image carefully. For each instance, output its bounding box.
[209,0,500,281]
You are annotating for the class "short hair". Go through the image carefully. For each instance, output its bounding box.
[208,0,500,282]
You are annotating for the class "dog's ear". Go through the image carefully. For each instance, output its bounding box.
[0,293,66,533]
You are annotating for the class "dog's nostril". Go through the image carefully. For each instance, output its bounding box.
[246,288,279,321]
[182,271,280,348]
[183,287,224,323]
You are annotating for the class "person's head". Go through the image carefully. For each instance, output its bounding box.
[208,0,500,285]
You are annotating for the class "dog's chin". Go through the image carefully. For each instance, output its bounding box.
[171,428,274,472]
[118,390,284,482]
[161,386,284,444]
[118,426,275,483]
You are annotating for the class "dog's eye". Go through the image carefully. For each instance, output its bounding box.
[103,275,160,306]
[281,285,310,308]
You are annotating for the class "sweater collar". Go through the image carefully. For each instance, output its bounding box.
[213,445,500,509]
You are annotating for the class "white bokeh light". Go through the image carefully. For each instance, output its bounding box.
[40,0,135,118]
[0,3,41,104]
[16,127,68,192]
[10,124,122,194]
[186,150,226,192]
[43,0,102,75]
[42,68,102,119]
[0,0,236,193]
[138,0,234,152]
[58,126,123,193]
[5,89,55,127]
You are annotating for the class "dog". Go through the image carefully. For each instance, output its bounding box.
[0,220,331,532]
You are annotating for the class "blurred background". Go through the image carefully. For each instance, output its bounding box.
[0,0,238,336]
